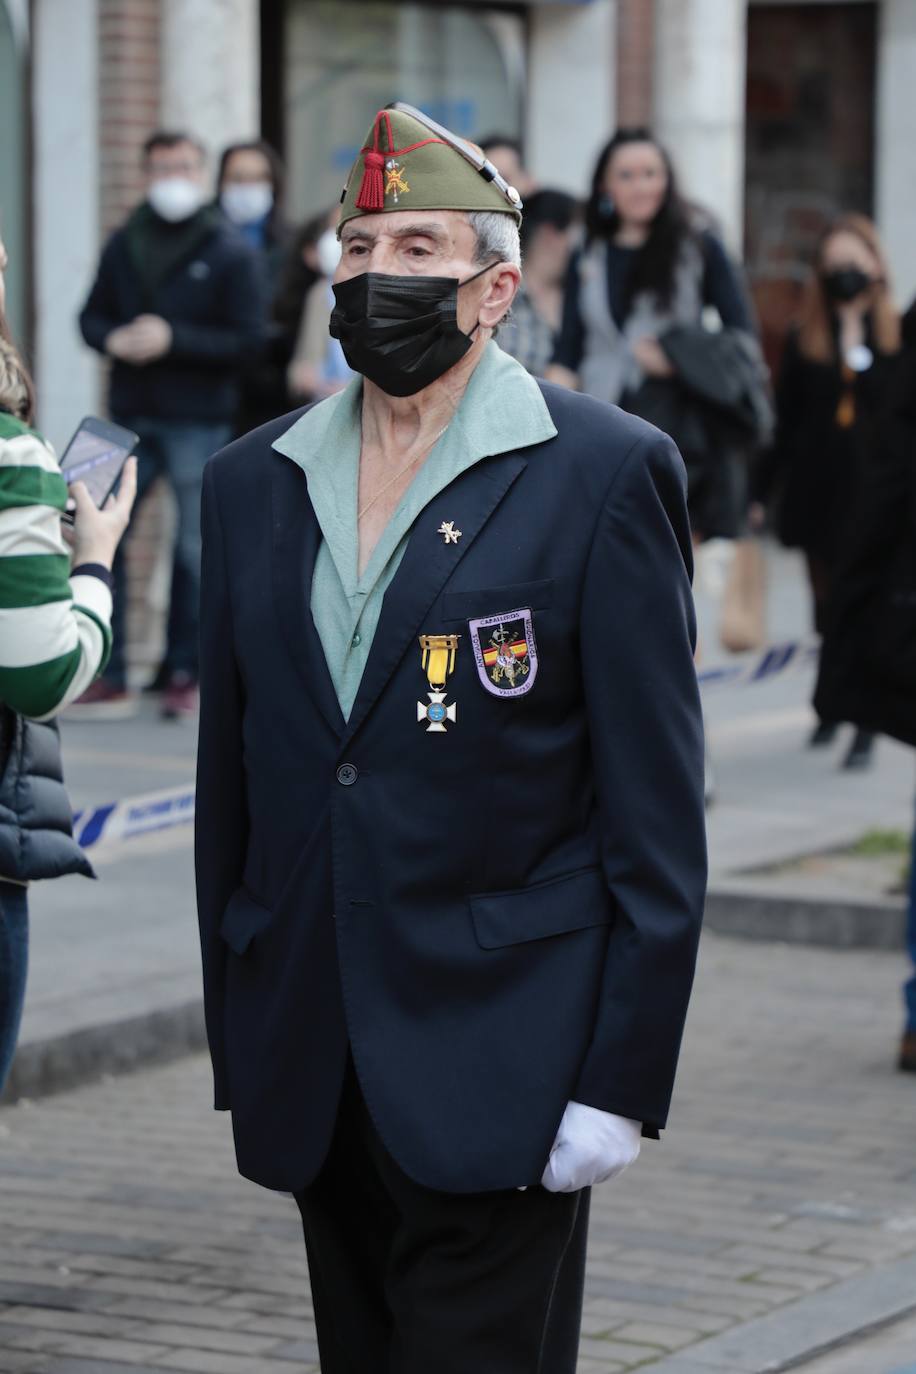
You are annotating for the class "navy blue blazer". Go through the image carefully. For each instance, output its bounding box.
[195,382,707,1195]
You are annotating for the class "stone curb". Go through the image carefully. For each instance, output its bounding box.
[641,1251,916,1372]
[705,882,906,950]
[3,999,206,1103]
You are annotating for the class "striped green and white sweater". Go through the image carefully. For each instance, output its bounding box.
[0,412,112,719]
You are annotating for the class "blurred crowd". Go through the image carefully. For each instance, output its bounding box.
[21,121,910,758]
[1,115,915,1091]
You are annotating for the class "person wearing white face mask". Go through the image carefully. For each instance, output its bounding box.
[287,206,355,403]
[216,140,293,436]
[217,140,284,245]
[77,129,263,721]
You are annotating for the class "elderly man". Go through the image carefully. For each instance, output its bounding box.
[196,102,706,1374]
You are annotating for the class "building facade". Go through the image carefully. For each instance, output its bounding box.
[2,0,912,677]
[6,0,914,444]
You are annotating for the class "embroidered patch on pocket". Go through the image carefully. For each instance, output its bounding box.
[469,608,538,698]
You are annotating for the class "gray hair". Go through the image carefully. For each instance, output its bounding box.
[466,211,521,330]
[467,211,522,270]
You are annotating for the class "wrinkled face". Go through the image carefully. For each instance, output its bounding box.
[145,139,207,191]
[338,208,505,336]
[821,229,880,282]
[604,142,668,227]
[220,147,272,190]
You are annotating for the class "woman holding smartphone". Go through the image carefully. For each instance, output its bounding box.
[0,235,136,1094]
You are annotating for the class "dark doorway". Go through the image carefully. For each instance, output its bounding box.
[744,2,877,367]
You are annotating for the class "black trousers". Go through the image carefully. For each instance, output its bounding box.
[295,1061,589,1374]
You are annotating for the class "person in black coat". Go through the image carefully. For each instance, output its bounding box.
[195,101,706,1374]
[813,301,916,1069]
[755,214,901,768]
[77,129,263,720]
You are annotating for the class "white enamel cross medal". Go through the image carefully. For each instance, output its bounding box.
[417,634,459,732]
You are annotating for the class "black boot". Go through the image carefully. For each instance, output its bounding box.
[809,720,838,747]
[842,729,875,770]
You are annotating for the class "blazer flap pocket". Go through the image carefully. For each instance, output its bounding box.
[441,578,554,623]
[470,866,612,950]
[220,886,273,955]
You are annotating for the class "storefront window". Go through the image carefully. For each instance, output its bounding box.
[284,2,525,220]
[744,1,877,367]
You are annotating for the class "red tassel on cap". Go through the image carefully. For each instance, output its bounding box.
[355,111,391,211]
[356,150,386,211]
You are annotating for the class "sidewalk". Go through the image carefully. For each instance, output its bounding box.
[2,926,915,1372]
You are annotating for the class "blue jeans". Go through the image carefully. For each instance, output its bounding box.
[0,880,29,1096]
[106,417,231,688]
[906,808,916,1034]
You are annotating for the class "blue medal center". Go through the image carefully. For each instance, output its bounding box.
[427,702,447,723]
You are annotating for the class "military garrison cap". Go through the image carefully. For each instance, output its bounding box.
[339,102,523,229]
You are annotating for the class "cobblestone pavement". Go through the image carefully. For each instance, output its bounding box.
[2,930,916,1373]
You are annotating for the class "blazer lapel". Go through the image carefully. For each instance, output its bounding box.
[270,456,345,736]
[342,451,528,745]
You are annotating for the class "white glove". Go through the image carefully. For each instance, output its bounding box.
[541,1101,642,1193]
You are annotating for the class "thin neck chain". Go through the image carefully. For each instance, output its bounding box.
[357,423,449,521]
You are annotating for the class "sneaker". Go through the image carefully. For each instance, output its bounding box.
[161,672,199,721]
[66,679,138,721]
[898,1032,916,1074]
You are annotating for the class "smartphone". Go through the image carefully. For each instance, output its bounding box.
[59,416,138,523]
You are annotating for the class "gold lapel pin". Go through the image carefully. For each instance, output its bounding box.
[438,520,462,545]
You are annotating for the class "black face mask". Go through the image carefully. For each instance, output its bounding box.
[823,266,871,304]
[329,264,495,397]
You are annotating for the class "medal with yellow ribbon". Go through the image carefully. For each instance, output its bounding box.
[417,634,459,732]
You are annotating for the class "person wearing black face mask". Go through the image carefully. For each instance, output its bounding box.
[195,102,705,1374]
[753,214,902,770]
[328,259,497,397]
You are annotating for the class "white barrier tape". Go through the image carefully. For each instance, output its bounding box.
[70,640,818,851]
[72,783,195,851]
[697,639,818,690]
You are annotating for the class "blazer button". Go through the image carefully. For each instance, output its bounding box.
[336,763,358,786]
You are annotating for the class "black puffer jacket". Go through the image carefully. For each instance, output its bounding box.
[0,708,93,882]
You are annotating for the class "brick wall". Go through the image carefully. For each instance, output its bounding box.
[99,0,161,235]
[616,0,654,128]
[97,0,173,686]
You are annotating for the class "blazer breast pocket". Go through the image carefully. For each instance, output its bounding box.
[441,578,554,623]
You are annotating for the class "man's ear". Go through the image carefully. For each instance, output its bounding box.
[479,264,521,329]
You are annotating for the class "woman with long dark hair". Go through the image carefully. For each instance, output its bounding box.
[0,236,135,1093]
[549,128,757,541]
[757,214,901,768]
